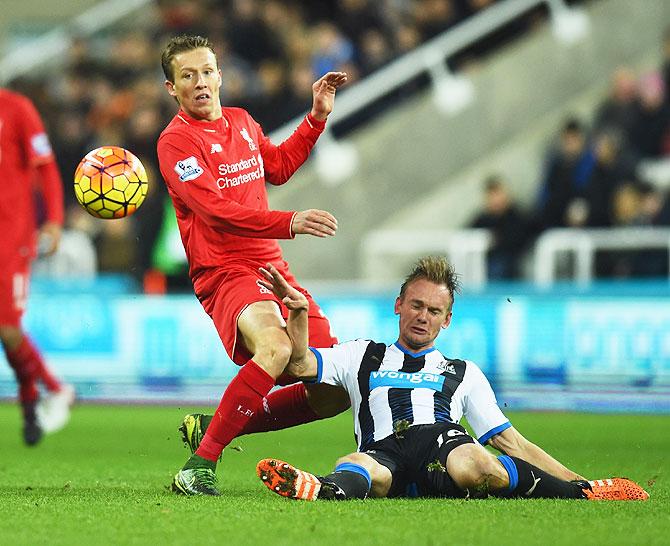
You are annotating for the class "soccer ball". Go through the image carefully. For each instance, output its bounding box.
[74,146,148,219]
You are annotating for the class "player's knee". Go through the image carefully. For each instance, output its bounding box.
[335,452,392,498]
[252,332,292,375]
[447,444,500,496]
[336,452,367,468]
[0,326,22,352]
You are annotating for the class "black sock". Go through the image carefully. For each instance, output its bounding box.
[496,456,586,499]
[318,463,371,500]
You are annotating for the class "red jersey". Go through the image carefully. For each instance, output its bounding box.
[157,107,325,279]
[0,89,63,260]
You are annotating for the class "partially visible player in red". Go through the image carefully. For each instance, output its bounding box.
[157,35,349,495]
[0,88,75,445]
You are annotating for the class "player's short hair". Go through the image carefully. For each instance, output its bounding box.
[161,35,216,82]
[399,256,460,305]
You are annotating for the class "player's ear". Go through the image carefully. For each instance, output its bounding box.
[441,312,452,329]
[165,79,177,97]
[394,297,401,315]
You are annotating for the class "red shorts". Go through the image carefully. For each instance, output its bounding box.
[194,261,337,369]
[0,253,31,327]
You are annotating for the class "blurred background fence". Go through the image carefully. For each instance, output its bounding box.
[1,277,669,412]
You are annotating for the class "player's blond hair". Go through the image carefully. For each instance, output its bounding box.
[399,256,460,306]
[161,35,216,82]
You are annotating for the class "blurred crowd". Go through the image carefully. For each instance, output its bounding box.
[14,0,654,285]
[469,27,670,280]
[12,0,519,287]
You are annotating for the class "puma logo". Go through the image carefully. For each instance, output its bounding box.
[525,471,541,496]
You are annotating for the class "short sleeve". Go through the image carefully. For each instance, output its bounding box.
[462,361,511,444]
[309,339,370,395]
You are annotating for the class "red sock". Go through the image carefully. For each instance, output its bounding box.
[9,336,62,393]
[241,383,321,435]
[196,360,275,462]
[5,337,40,403]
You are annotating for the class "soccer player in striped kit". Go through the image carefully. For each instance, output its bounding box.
[157,35,349,495]
[0,88,75,445]
[255,257,648,502]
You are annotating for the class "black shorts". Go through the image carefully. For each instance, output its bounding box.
[362,422,475,498]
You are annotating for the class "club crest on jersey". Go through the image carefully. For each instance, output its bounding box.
[174,156,204,182]
[240,127,257,151]
[436,360,457,374]
[256,279,272,295]
[210,143,222,154]
[31,133,52,156]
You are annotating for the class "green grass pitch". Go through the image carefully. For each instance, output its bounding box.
[0,403,668,545]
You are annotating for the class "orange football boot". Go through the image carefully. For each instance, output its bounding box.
[257,458,322,500]
[582,478,649,501]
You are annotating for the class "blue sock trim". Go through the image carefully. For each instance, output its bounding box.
[335,462,372,490]
[497,455,518,492]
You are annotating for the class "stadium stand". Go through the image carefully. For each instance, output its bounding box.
[2,0,668,287]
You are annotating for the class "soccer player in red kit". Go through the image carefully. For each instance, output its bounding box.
[157,35,348,495]
[0,88,75,445]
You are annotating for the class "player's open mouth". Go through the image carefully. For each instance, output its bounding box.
[195,93,210,102]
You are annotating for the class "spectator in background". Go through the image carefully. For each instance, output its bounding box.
[284,63,320,121]
[358,29,394,75]
[123,104,168,282]
[413,0,463,41]
[535,118,590,231]
[661,25,670,108]
[470,176,530,279]
[593,66,638,140]
[253,60,291,131]
[629,72,670,160]
[606,181,670,278]
[50,107,94,211]
[580,128,636,227]
[227,0,284,67]
[334,0,390,56]
[638,180,670,226]
[631,181,670,277]
[607,182,643,278]
[311,22,356,76]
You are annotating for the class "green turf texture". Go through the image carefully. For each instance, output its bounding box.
[0,403,668,546]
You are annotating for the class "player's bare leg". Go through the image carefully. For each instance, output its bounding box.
[258,452,389,501]
[174,302,290,496]
[446,443,648,500]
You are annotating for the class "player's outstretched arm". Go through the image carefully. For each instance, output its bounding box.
[291,209,338,238]
[258,264,318,379]
[310,72,348,122]
[488,426,585,481]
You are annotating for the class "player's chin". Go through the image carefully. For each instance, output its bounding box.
[188,102,213,118]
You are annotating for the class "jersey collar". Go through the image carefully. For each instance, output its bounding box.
[176,109,229,132]
[393,341,436,358]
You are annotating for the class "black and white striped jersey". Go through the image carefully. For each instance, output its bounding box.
[311,340,511,451]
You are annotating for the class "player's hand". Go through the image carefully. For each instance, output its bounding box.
[310,72,348,121]
[38,222,62,256]
[259,263,309,312]
[291,209,338,238]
